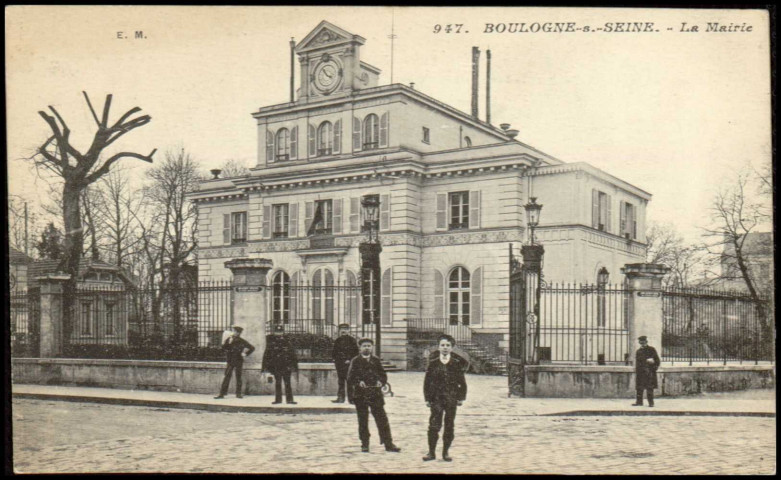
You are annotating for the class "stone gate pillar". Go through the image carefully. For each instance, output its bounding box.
[37,274,70,358]
[225,258,273,366]
[621,263,669,365]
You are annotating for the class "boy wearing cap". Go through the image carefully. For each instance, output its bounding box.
[215,326,255,399]
[633,335,661,407]
[332,323,360,403]
[262,324,299,404]
[346,338,401,453]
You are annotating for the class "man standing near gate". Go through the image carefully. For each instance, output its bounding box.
[332,323,359,403]
[346,338,401,453]
[633,335,661,407]
[262,324,299,404]
[214,325,255,399]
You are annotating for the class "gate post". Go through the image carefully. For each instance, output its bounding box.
[225,258,273,366]
[622,263,669,365]
[36,274,70,358]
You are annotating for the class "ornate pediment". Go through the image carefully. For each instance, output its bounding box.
[311,29,346,47]
[296,20,365,53]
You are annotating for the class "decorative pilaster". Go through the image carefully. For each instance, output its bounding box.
[621,263,670,365]
[225,258,273,366]
[36,274,70,358]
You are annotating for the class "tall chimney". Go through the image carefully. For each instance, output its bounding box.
[486,49,492,124]
[471,46,480,119]
[289,38,296,102]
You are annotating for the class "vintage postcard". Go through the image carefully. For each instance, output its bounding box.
[7,6,774,474]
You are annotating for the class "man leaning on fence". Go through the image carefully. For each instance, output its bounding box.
[633,335,661,407]
[215,325,255,399]
[332,323,360,403]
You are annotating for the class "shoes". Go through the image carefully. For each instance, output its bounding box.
[287,401,298,405]
[361,445,369,453]
[332,398,345,403]
[442,452,452,462]
[214,395,225,399]
[236,394,243,399]
[272,401,283,404]
[385,444,401,453]
[648,404,655,408]
[631,403,643,406]
[422,452,436,461]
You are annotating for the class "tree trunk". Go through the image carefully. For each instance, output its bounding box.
[60,182,83,347]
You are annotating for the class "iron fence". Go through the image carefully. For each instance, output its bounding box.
[10,289,40,357]
[662,287,774,365]
[266,318,375,362]
[535,283,629,364]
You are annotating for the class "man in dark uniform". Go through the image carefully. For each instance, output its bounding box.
[633,335,661,407]
[346,338,401,453]
[332,323,360,403]
[261,324,299,404]
[215,325,255,399]
[422,334,467,462]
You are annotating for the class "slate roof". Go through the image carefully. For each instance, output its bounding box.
[8,246,33,265]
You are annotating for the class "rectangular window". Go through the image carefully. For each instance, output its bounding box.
[422,127,430,144]
[105,303,115,336]
[312,200,333,235]
[624,202,636,239]
[231,212,247,243]
[273,204,289,238]
[81,303,92,336]
[448,191,469,230]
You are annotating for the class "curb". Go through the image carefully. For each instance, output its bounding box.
[12,393,355,415]
[544,410,775,418]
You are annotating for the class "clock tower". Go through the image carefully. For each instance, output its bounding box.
[295,21,381,101]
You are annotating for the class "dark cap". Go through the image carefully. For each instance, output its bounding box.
[358,338,374,346]
[273,324,285,333]
[232,326,244,333]
[437,334,456,346]
[638,336,648,342]
[338,323,351,329]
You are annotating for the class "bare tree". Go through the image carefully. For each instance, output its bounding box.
[94,168,144,268]
[216,158,250,178]
[31,92,156,334]
[7,196,42,257]
[645,221,706,288]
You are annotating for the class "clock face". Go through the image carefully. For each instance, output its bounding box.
[313,59,342,94]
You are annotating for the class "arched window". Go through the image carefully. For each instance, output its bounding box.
[464,136,472,147]
[317,121,333,156]
[276,128,290,161]
[448,267,470,326]
[311,268,335,326]
[363,114,379,149]
[272,271,291,323]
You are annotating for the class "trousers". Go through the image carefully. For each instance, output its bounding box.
[428,401,458,453]
[335,362,350,399]
[355,400,392,447]
[219,362,243,396]
[636,388,654,405]
[274,371,294,402]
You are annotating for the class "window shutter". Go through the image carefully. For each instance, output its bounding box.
[469,190,481,229]
[262,205,271,239]
[632,207,637,240]
[606,194,612,233]
[591,189,599,229]
[619,200,626,237]
[353,117,362,151]
[379,112,389,147]
[266,130,275,163]
[290,126,298,160]
[380,193,390,231]
[333,120,342,154]
[333,198,343,234]
[308,124,316,157]
[434,269,444,318]
[223,214,231,245]
[349,197,360,233]
[305,201,314,234]
[289,203,298,237]
[381,267,393,326]
[290,272,299,320]
[436,192,447,231]
[471,267,482,325]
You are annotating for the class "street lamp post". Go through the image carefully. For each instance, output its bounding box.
[522,197,544,363]
[359,195,382,357]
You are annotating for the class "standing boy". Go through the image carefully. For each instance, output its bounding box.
[215,325,255,399]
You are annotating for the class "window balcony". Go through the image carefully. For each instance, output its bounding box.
[363,142,379,150]
[275,154,290,161]
[317,148,332,157]
[448,222,469,231]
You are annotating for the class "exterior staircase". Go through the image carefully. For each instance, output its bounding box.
[458,341,508,375]
[380,360,402,372]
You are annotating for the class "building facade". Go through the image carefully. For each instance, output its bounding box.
[190,21,651,366]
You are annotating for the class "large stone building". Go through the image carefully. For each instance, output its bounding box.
[190,21,651,367]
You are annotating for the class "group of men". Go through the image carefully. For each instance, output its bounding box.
[214,322,661,459]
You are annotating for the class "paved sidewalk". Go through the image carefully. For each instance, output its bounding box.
[12,371,775,417]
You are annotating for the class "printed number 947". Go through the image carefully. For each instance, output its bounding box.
[433,24,465,33]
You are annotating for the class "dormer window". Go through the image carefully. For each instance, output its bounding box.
[317,121,333,156]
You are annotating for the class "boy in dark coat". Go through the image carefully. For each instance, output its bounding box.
[332,323,360,403]
[422,334,467,462]
[261,324,299,404]
[346,338,401,453]
[215,325,255,399]
[633,335,661,407]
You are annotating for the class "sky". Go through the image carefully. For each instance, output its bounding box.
[6,6,772,243]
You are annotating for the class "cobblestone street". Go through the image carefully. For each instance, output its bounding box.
[12,374,775,474]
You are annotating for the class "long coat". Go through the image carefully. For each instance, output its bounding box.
[346,355,387,405]
[635,345,661,389]
[222,336,255,365]
[332,335,360,367]
[424,352,468,405]
[261,335,298,375]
